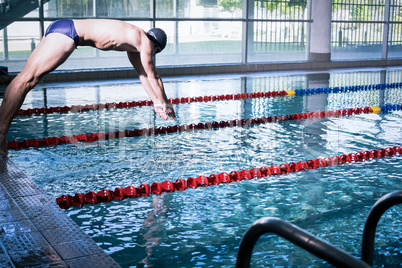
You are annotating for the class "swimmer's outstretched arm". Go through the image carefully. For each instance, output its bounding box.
[127,51,175,120]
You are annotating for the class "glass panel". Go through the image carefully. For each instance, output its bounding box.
[45,0,152,18]
[0,0,40,19]
[7,22,41,61]
[0,29,3,61]
[248,21,307,63]
[23,2,40,18]
[154,21,242,66]
[44,0,94,18]
[96,0,150,18]
[388,0,402,58]
[331,0,385,60]
[253,0,308,21]
[391,0,402,23]
[248,0,308,63]
[44,0,151,18]
[156,0,243,19]
[331,22,383,60]
[332,0,385,22]
[388,22,402,58]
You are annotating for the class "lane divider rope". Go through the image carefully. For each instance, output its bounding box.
[16,90,287,116]
[16,82,401,116]
[56,145,402,209]
[6,104,402,150]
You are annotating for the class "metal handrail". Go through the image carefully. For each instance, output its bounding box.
[361,190,402,265]
[236,217,370,268]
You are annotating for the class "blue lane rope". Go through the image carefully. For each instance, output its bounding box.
[293,82,402,96]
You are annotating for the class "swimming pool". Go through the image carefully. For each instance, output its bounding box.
[5,68,402,267]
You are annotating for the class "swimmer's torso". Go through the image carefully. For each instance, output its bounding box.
[73,19,144,52]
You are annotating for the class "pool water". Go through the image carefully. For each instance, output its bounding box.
[5,68,402,267]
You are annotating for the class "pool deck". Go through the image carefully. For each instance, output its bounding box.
[0,156,120,267]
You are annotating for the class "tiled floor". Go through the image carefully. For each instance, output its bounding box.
[0,156,120,267]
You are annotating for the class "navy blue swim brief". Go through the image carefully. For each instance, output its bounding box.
[45,19,79,47]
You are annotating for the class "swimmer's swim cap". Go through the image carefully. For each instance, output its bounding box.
[146,28,167,53]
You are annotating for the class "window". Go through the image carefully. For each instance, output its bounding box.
[331,0,385,60]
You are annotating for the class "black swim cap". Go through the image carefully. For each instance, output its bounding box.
[146,28,167,53]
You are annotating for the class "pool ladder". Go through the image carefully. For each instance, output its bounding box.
[236,191,402,268]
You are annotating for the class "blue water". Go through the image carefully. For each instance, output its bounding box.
[5,68,402,267]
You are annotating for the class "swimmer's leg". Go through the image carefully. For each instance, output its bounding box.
[0,33,75,156]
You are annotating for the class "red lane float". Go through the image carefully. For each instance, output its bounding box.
[56,145,402,209]
[17,90,288,116]
[16,82,402,117]
[7,105,376,150]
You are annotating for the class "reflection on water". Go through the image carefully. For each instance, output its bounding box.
[6,68,402,267]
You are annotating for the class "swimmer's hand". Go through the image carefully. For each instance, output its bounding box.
[154,103,176,120]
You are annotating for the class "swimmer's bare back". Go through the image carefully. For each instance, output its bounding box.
[73,19,146,52]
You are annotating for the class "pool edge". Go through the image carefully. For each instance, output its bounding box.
[0,156,121,267]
